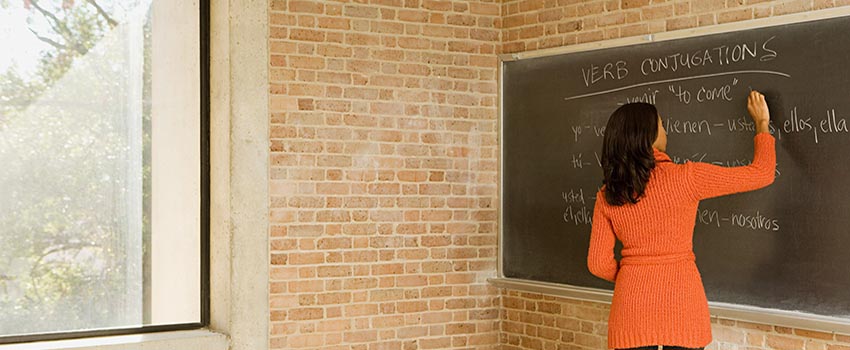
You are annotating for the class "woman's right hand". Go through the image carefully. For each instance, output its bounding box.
[747,90,770,129]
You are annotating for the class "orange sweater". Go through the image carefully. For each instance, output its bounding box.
[587,133,776,349]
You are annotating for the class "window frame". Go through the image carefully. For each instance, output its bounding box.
[0,0,211,344]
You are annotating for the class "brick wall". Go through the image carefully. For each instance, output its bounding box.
[500,290,850,350]
[501,0,850,54]
[268,0,502,349]
[268,0,850,349]
[499,1,850,350]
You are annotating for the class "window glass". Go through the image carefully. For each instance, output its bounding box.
[0,0,202,338]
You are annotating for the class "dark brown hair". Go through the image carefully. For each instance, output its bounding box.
[601,102,659,206]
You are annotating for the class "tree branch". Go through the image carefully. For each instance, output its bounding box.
[29,0,72,37]
[29,0,86,55]
[85,0,117,28]
[27,27,67,51]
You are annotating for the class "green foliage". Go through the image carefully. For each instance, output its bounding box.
[0,0,115,117]
[0,0,152,335]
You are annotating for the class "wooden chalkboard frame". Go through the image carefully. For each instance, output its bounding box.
[491,6,850,335]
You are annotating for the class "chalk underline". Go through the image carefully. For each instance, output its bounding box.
[563,70,791,101]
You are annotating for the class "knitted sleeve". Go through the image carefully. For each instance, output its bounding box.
[685,132,776,201]
[587,192,619,283]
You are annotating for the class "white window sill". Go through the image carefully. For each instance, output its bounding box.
[0,329,228,350]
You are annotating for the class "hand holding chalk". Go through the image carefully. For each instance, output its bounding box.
[747,90,771,134]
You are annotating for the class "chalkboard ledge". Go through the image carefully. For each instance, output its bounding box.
[488,277,850,335]
[488,277,613,304]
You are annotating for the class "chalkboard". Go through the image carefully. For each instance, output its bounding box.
[501,15,850,319]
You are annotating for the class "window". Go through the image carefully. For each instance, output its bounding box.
[0,0,208,343]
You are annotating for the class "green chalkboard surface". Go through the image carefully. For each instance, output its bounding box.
[501,15,850,318]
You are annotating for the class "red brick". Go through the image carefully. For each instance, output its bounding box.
[288,252,324,265]
[290,28,324,42]
[774,0,813,16]
[623,0,650,9]
[289,1,323,14]
[766,335,805,350]
[343,4,379,18]
[288,307,323,320]
[794,328,835,340]
[718,8,754,24]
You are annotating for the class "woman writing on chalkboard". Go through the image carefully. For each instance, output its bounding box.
[587,91,775,350]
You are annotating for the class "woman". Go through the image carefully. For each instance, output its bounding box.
[587,91,775,350]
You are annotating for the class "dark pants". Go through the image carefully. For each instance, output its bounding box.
[616,346,704,350]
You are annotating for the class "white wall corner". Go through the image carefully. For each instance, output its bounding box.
[210,0,270,350]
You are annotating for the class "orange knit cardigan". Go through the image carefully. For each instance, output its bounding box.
[587,132,776,349]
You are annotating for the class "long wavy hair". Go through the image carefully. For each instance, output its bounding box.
[601,102,659,206]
